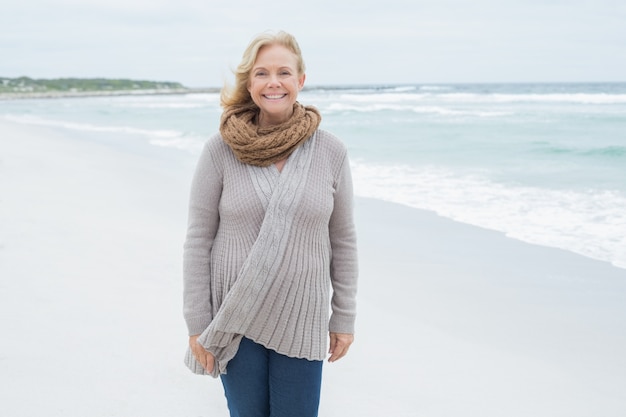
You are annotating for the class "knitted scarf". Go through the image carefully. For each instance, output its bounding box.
[219,102,321,167]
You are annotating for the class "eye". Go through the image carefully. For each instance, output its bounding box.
[254,71,267,77]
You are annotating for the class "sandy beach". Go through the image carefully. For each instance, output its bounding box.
[1,119,625,416]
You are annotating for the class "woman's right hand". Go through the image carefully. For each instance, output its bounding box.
[189,334,215,373]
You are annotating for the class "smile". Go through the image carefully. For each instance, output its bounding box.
[263,94,286,99]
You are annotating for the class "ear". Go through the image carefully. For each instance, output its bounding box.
[298,73,306,90]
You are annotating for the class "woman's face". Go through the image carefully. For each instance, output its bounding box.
[248,44,305,128]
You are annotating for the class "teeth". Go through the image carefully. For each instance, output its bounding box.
[265,94,285,99]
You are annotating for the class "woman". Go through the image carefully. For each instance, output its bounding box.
[183,30,358,417]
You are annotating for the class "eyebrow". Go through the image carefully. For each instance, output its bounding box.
[252,65,295,72]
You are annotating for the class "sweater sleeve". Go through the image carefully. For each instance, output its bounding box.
[328,153,358,334]
[183,139,223,336]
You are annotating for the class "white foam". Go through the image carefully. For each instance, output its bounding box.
[2,115,195,147]
[109,93,220,109]
[2,114,210,155]
[114,102,208,109]
[386,85,418,92]
[3,114,181,139]
[149,137,205,152]
[437,93,626,105]
[419,85,454,91]
[324,103,512,117]
[351,160,626,269]
[306,91,626,106]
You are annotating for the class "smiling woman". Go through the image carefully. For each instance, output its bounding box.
[182,30,358,417]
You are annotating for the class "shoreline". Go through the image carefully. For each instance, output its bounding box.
[1,118,625,416]
[0,87,220,100]
[3,81,626,101]
[0,85,365,100]
[1,112,623,271]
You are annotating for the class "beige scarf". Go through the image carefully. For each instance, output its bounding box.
[220,102,321,167]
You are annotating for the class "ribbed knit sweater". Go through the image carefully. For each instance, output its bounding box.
[183,129,358,376]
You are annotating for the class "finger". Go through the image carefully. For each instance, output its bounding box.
[328,334,337,354]
[328,335,354,362]
[199,348,215,372]
[205,352,215,373]
[192,342,208,370]
[328,341,345,362]
[328,348,342,362]
[197,349,207,370]
[330,344,349,362]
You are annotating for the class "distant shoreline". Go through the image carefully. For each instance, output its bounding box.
[0,84,380,100]
[3,81,625,101]
[0,83,402,101]
[0,85,395,100]
[0,87,220,100]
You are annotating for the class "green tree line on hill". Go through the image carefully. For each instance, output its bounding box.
[0,77,187,93]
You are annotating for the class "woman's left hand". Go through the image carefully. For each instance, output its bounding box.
[328,332,354,362]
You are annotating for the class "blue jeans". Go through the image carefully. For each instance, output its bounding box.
[220,337,323,417]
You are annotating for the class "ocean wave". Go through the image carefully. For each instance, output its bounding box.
[306,91,626,105]
[113,102,209,109]
[3,114,209,153]
[386,86,418,92]
[307,85,419,94]
[419,85,453,91]
[439,93,626,105]
[324,103,511,117]
[3,114,181,139]
[535,144,626,159]
[583,146,626,158]
[350,160,626,269]
[149,137,205,152]
[109,93,220,109]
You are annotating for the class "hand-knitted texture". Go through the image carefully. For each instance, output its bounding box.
[219,102,321,167]
[183,130,358,377]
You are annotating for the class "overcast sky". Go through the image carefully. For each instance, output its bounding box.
[1,0,624,87]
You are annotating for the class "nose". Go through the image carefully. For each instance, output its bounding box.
[268,74,281,87]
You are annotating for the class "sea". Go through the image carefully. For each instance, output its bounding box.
[2,82,625,269]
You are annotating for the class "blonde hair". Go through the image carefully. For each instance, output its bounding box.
[221,30,305,109]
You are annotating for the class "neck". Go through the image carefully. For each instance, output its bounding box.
[258,109,293,128]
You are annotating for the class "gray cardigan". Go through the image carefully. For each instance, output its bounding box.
[183,130,358,376]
